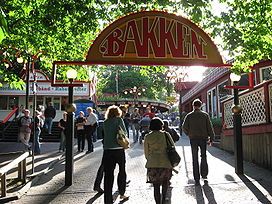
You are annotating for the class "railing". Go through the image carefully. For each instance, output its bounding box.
[0,108,18,125]
[223,80,272,128]
[0,108,19,140]
[0,152,29,197]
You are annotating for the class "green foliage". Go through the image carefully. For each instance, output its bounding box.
[209,0,272,72]
[211,117,222,127]
[0,0,270,89]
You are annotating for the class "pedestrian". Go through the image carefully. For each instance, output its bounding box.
[144,117,174,204]
[182,99,215,185]
[102,105,129,203]
[130,108,141,143]
[44,102,56,135]
[34,110,44,154]
[18,109,32,151]
[119,105,130,138]
[76,111,85,152]
[85,107,98,153]
[163,120,180,143]
[139,115,151,144]
[143,106,155,119]
[58,112,67,152]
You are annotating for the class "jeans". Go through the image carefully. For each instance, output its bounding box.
[190,139,208,181]
[131,123,140,143]
[77,129,85,151]
[34,128,41,154]
[44,117,53,134]
[85,125,96,152]
[59,131,66,151]
[103,149,126,204]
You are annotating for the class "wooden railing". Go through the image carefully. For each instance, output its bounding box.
[0,152,29,197]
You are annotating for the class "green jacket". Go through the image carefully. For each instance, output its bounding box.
[103,117,127,150]
[182,109,215,141]
[144,130,173,169]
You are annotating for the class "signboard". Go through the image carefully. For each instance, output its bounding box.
[86,10,224,66]
[0,82,90,96]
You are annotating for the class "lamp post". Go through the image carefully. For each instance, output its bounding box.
[123,86,146,102]
[65,68,77,186]
[230,73,243,175]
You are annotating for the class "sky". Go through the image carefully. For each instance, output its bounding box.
[186,66,207,82]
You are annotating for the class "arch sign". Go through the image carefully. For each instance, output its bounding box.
[86,10,225,67]
[52,10,232,86]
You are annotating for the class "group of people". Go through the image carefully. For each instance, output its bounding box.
[17,98,215,204]
[58,107,98,153]
[97,98,214,204]
[17,102,56,154]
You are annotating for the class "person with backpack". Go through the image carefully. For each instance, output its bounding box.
[18,109,32,151]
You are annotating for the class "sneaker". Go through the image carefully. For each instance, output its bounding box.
[120,195,129,200]
[93,187,104,193]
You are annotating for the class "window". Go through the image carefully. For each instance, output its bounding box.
[217,80,232,115]
[0,96,8,110]
[8,96,19,110]
[53,97,61,110]
[260,66,272,82]
[207,88,217,118]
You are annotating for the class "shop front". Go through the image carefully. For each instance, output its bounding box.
[0,70,94,121]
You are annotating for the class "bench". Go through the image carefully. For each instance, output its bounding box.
[0,152,29,197]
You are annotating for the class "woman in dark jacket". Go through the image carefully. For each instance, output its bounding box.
[102,105,129,204]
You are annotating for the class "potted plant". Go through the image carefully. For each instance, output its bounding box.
[211,117,223,136]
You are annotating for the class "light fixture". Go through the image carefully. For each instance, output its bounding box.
[66,69,77,80]
[230,73,241,82]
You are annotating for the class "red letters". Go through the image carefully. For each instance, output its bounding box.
[100,17,207,59]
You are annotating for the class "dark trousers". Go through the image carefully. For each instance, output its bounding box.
[85,125,96,152]
[77,129,85,151]
[94,163,104,189]
[103,149,126,204]
[190,139,208,181]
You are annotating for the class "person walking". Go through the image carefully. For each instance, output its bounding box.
[33,110,44,154]
[102,105,129,203]
[119,105,130,138]
[44,102,56,135]
[58,112,67,152]
[163,120,180,143]
[18,109,32,151]
[85,107,98,153]
[76,111,86,152]
[182,99,215,185]
[144,117,174,204]
[130,108,141,143]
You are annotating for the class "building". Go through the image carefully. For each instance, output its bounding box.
[0,70,96,121]
[179,60,272,170]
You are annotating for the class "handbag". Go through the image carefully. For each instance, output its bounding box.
[165,133,181,167]
[116,126,130,149]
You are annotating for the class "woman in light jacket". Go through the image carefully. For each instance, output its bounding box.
[102,105,129,204]
[144,117,174,204]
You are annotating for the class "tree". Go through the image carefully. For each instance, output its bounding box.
[0,0,213,87]
[96,65,168,101]
[208,0,272,73]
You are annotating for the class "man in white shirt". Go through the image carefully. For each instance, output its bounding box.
[85,107,98,153]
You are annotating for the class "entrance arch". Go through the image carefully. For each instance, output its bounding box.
[52,10,232,86]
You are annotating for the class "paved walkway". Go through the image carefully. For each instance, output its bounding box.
[1,133,272,204]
